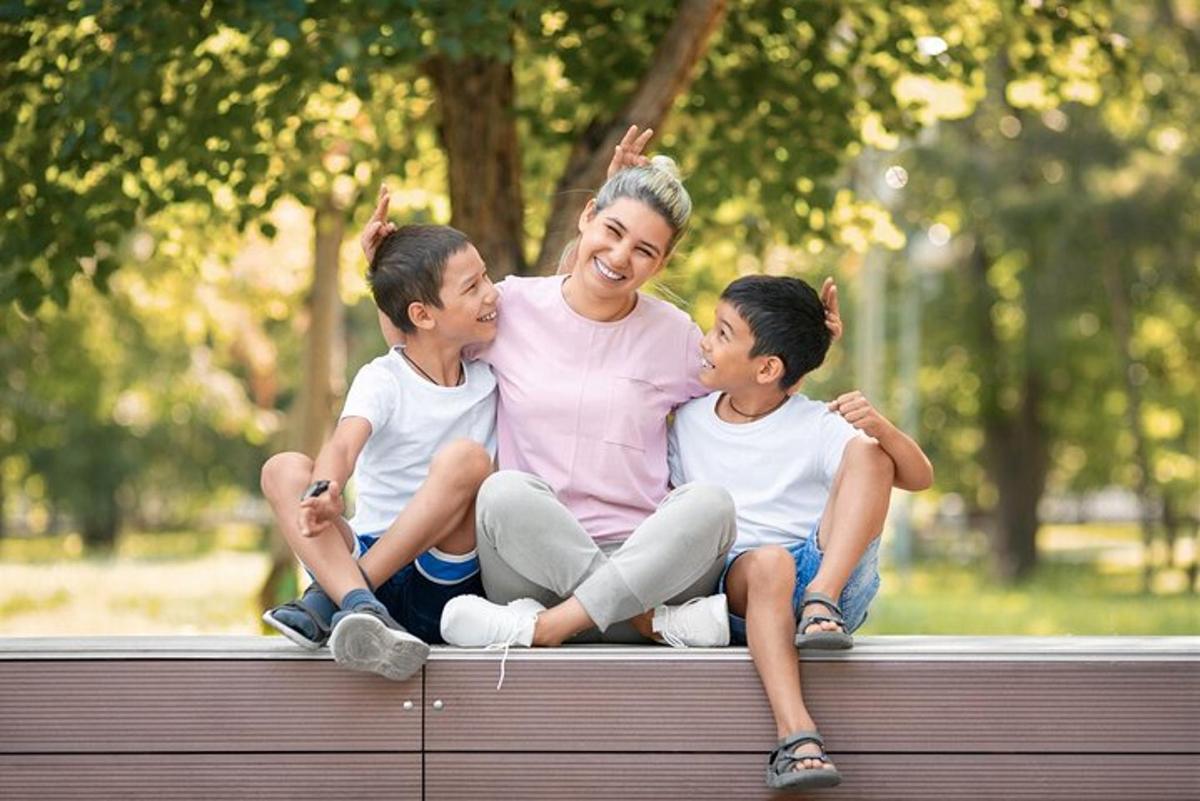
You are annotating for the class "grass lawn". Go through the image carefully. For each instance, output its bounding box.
[0,524,1196,637]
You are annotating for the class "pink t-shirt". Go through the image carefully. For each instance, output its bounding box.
[476,275,706,543]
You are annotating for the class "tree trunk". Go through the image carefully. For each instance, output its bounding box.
[967,241,1048,581]
[533,0,729,274]
[80,487,120,553]
[259,194,348,613]
[1099,254,1159,592]
[426,53,527,279]
[982,374,1049,581]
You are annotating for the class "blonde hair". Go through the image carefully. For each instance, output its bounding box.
[595,154,692,252]
[559,155,692,274]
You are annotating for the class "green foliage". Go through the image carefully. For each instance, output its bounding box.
[896,3,1198,516]
[3,0,1121,310]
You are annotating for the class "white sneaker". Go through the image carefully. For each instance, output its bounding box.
[440,594,544,648]
[652,594,730,647]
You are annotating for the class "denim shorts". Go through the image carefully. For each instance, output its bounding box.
[308,531,483,645]
[719,528,881,646]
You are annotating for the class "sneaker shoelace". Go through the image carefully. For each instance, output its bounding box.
[481,607,533,691]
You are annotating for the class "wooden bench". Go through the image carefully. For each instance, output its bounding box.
[2,636,1197,799]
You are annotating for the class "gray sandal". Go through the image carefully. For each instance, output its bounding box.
[794,590,853,650]
[766,730,842,791]
[262,583,335,649]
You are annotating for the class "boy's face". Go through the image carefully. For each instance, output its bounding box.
[425,244,499,346]
[699,300,774,391]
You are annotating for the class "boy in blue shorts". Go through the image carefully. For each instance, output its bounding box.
[261,201,500,682]
[666,275,933,792]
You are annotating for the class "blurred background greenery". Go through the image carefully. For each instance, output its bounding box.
[1,1,1196,636]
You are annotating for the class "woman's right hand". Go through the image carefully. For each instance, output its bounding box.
[361,184,397,264]
[606,125,654,179]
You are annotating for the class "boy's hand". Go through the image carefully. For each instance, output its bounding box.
[298,480,346,538]
[821,277,843,342]
[361,184,397,265]
[607,125,654,179]
[828,391,892,440]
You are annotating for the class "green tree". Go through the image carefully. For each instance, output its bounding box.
[898,4,1198,581]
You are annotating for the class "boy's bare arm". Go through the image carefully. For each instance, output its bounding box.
[298,417,372,536]
[828,391,933,492]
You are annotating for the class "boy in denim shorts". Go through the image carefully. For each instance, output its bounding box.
[260,190,500,682]
[665,275,933,792]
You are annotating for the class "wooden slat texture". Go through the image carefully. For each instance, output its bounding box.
[2,635,1196,800]
[425,753,1200,801]
[0,754,421,800]
[0,660,422,753]
[5,635,1196,661]
[423,657,1200,753]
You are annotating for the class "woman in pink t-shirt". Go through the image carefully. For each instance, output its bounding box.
[418,130,738,649]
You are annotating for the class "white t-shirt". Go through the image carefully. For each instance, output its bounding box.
[668,391,863,556]
[340,347,497,534]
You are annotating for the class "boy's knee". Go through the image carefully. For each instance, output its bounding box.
[742,546,796,591]
[260,451,312,497]
[431,438,493,486]
[846,440,895,484]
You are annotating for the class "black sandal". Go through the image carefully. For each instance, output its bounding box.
[794,590,853,650]
[766,730,842,791]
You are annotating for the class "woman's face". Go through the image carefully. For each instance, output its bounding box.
[573,197,674,299]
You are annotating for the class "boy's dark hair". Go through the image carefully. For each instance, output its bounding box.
[720,275,831,389]
[369,224,470,333]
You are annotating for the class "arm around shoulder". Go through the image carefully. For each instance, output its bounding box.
[873,423,934,492]
[828,390,932,492]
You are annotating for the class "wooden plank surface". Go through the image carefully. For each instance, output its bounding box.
[3,635,1198,660]
[425,752,1200,801]
[423,656,1200,753]
[0,660,422,753]
[0,754,421,800]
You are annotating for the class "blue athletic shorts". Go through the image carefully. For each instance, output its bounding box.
[308,531,483,645]
[719,528,881,646]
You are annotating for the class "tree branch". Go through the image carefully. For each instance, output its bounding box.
[532,0,728,274]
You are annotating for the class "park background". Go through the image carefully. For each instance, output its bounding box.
[0,1,1196,637]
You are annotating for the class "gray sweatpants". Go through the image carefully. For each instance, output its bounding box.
[474,470,737,643]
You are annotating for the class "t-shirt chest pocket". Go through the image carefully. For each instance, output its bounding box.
[603,375,666,452]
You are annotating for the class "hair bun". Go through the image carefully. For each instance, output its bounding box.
[648,154,682,182]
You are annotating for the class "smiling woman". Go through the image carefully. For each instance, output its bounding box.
[374,129,740,653]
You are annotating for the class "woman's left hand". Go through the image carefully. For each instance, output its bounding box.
[607,125,654,179]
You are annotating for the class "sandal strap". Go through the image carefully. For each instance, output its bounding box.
[279,590,332,636]
[770,731,830,772]
[777,730,824,751]
[800,591,844,618]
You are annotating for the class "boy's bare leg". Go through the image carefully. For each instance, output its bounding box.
[803,440,894,634]
[726,547,832,771]
[356,439,493,587]
[260,452,366,604]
